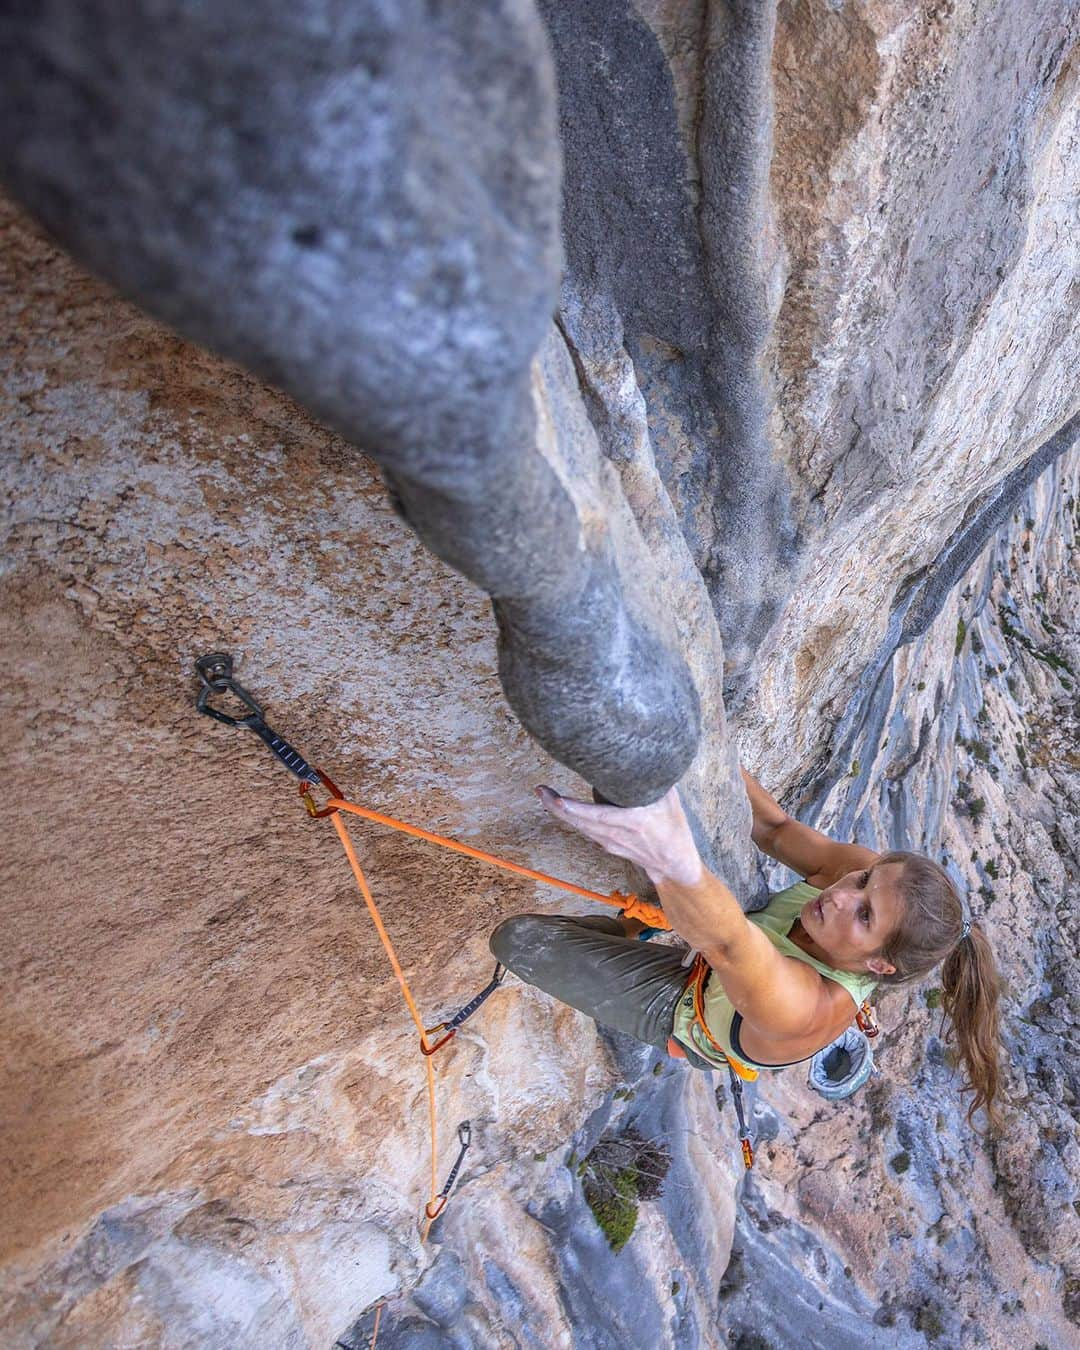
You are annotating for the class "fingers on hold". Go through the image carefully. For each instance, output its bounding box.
[556,796,600,819]
[536,786,569,814]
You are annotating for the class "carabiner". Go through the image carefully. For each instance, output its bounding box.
[298,769,345,818]
[420,1025,457,1056]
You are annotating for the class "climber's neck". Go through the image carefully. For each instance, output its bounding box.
[787,917,832,965]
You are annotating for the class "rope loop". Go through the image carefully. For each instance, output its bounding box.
[616,891,671,930]
[320,793,665,1236]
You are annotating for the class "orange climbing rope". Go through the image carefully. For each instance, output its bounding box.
[309,786,671,929]
[299,776,670,1238]
[196,654,882,1214]
[326,809,444,1240]
[193,653,674,1234]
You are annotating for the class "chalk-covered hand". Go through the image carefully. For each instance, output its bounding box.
[536,784,703,888]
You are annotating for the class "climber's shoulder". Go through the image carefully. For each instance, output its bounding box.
[736,972,859,1066]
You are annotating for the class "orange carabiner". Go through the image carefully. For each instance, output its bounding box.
[298,769,345,818]
[420,1025,457,1056]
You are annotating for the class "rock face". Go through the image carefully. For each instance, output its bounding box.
[731,451,1080,1347]
[2,2,1078,1348]
[0,0,711,814]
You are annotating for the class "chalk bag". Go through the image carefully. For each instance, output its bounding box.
[807,1027,875,1101]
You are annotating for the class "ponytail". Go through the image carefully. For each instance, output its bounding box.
[939,922,1003,1132]
[876,852,1005,1134]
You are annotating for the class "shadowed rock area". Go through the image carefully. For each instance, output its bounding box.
[2,1,1078,1346]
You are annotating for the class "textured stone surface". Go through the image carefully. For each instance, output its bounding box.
[0,0,708,809]
[547,0,796,673]
[0,201,743,1346]
[740,450,1080,1347]
[2,0,1079,1346]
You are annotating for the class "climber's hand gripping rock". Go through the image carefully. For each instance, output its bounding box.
[535,784,703,889]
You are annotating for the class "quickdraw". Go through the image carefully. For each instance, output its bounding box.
[422,965,506,1057]
[195,652,323,783]
[426,1121,472,1220]
[195,653,668,1235]
[727,1070,755,1171]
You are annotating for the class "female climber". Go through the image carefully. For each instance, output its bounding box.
[490,768,1003,1130]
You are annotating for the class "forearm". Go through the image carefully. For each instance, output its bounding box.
[653,867,752,959]
[740,766,788,846]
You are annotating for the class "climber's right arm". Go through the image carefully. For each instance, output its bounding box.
[740,766,877,888]
[535,782,868,1047]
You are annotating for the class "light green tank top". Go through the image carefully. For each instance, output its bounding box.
[669,880,877,1070]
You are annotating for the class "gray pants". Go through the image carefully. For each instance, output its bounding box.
[489,912,713,1070]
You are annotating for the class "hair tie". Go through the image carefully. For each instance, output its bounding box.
[960,918,971,942]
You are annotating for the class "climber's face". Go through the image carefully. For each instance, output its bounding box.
[801,861,903,976]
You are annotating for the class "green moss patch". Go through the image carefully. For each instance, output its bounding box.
[580,1129,672,1253]
[584,1166,638,1252]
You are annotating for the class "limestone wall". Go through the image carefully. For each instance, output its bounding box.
[2,1,1079,1346]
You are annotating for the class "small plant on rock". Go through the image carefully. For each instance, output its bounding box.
[579,1129,672,1253]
